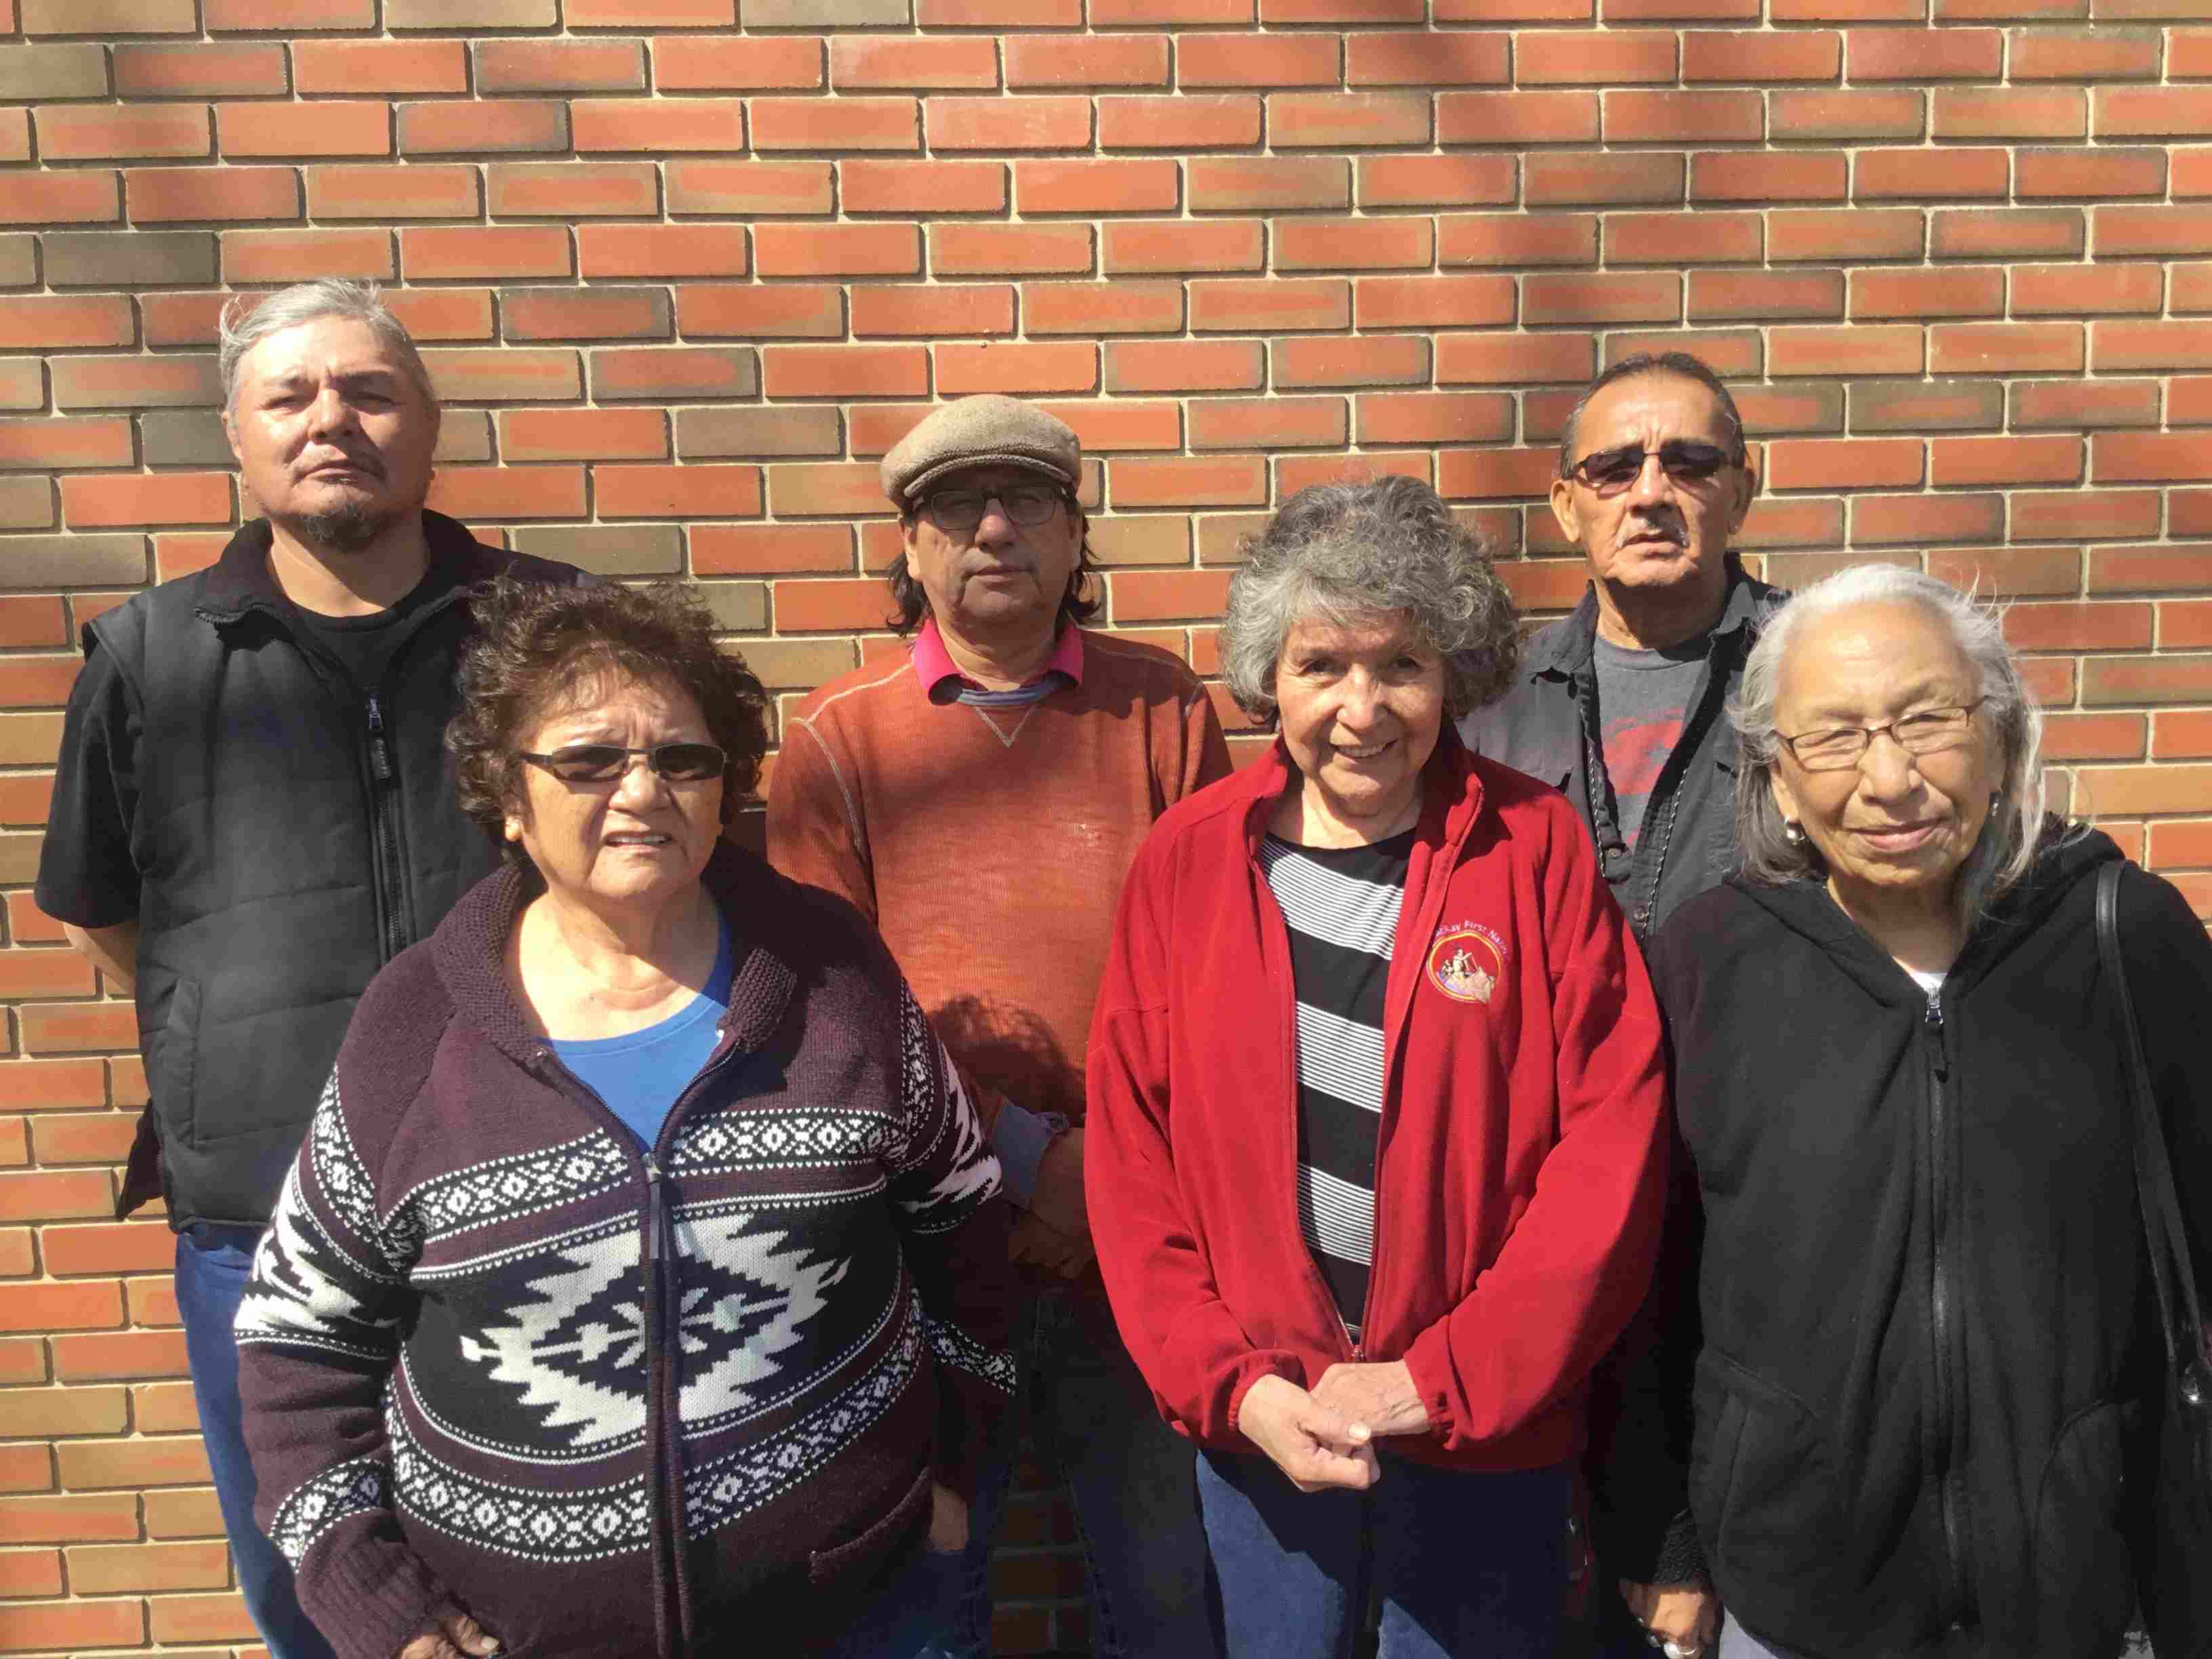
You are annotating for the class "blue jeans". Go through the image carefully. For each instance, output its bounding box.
[1197,1446,1572,1659]
[175,1223,338,1659]
[824,1536,963,1658]
[930,1289,1216,1659]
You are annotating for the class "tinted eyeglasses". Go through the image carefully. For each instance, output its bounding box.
[518,743,728,784]
[1777,701,1986,773]
[1567,441,1737,497]
[919,483,1071,532]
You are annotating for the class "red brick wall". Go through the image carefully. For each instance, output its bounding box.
[4,2,2212,1653]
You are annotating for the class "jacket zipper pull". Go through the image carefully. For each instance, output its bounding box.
[642,1153,663,1268]
[366,695,393,783]
[1924,993,1948,1080]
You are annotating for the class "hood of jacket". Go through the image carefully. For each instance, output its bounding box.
[1724,817,2120,1006]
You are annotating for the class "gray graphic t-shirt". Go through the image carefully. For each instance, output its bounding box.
[1591,634,1707,847]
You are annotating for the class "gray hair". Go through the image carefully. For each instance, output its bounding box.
[1557,350,1748,478]
[1221,475,1520,726]
[1731,563,2051,919]
[218,279,434,413]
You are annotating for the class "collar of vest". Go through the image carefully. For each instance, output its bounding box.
[193,510,500,626]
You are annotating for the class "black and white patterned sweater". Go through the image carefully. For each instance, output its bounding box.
[234,842,1017,1659]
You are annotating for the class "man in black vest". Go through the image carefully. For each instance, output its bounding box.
[37,280,581,1659]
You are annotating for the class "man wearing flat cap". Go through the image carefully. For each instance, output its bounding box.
[769,394,1229,1657]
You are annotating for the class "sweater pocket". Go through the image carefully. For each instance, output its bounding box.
[2026,1399,2139,1657]
[808,1458,935,1592]
[1689,1347,1845,1597]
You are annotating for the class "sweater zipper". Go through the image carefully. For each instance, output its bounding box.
[528,1029,750,1659]
[639,1150,684,1659]
[1923,989,1971,1629]
[365,694,407,962]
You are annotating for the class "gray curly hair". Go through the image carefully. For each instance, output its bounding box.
[218,279,435,413]
[1221,475,1521,726]
[1732,563,2051,919]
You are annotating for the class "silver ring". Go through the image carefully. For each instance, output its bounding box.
[1663,1642,1702,1659]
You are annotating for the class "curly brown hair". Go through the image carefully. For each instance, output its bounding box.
[449,577,769,863]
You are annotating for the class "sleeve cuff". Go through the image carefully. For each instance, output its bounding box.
[1648,1507,1708,1587]
[30,884,138,931]
[989,1101,1069,1210]
[1399,1323,1459,1447]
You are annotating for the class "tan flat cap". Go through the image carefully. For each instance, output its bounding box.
[880,394,1080,504]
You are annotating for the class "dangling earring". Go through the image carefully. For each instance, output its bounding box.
[1782,820,1807,846]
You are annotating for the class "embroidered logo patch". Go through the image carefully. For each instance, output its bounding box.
[1427,922,1507,1005]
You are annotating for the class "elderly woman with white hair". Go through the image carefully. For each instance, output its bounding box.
[1084,476,1673,1658]
[1610,564,2212,1659]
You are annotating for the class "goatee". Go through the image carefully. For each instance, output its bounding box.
[287,500,400,554]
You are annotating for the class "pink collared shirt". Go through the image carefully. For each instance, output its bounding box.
[912,616,1085,701]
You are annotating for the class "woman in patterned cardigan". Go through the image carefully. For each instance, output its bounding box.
[235,578,1016,1659]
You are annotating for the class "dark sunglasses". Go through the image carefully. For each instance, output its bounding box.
[1567,440,1736,497]
[518,742,727,784]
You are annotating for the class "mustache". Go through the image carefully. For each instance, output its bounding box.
[298,449,385,479]
[1620,520,1685,547]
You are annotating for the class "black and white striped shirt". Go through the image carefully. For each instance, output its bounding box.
[1259,828,1413,1341]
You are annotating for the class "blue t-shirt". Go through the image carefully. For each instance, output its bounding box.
[548,914,735,1153]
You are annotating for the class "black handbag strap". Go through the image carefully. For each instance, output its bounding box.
[2095,860,2207,1382]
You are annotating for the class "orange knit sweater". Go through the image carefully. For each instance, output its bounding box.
[765,629,1232,1130]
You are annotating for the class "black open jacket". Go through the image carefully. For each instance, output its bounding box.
[1458,562,1781,942]
[1614,827,2211,1659]
[35,514,583,1227]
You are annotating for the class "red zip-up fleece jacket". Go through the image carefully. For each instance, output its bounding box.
[1086,730,1670,1471]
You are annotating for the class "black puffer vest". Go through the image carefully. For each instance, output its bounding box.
[81,514,581,1227]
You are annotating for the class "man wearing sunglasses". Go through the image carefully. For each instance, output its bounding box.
[1465,354,1778,1659]
[36,281,583,1659]
[767,394,1230,1659]
[1462,350,1778,944]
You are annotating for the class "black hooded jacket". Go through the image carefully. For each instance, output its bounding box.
[1635,828,2211,1659]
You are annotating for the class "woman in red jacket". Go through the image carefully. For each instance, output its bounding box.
[1086,476,1674,1659]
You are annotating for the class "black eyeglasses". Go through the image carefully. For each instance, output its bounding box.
[1777,701,1986,773]
[919,483,1071,532]
[1566,441,1737,497]
[518,743,727,784]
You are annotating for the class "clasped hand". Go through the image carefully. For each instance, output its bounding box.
[1619,1581,1719,1658]
[1237,1362,1430,1494]
[398,1610,499,1659]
